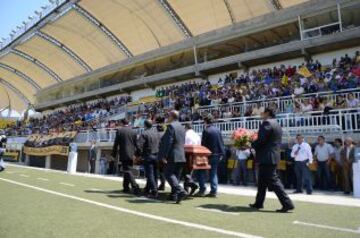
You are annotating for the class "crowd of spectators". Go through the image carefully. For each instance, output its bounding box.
[132,52,360,124]
[4,95,131,136]
[3,52,360,135]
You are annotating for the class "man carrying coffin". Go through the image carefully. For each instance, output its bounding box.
[184,123,200,195]
[112,118,141,195]
[158,110,187,204]
[249,108,294,213]
[137,120,161,198]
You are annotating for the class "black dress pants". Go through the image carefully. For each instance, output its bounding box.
[255,165,293,208]
[121,160,139,190]
[165,162,185,195]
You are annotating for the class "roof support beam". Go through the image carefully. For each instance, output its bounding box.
[11,49,63,82]
[72,4,133,58]
[0,78,30,105]
[36,31,92,72]
[0,63,41,90]
[223,0,236,24]
[158,0,193,38]
[269,0,283,10]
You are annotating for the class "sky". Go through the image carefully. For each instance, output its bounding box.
[0,0,49,41]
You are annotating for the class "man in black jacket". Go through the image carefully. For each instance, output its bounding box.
[112,119,140,195]
[158,110,187,204]
[196,114,225,197]
[249,108,294,213]
[137,120,161,198]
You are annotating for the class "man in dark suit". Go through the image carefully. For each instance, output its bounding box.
[88,141,96,174]
[196,114,225,197]
[158,110,187,204]
[112,118,140,195]
[249,108,294,213]
[137,120,161,198]
[340,137,355,194]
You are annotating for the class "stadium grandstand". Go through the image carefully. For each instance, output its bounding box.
[1,0,360,238]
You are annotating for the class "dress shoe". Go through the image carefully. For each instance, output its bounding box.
[147,192,158,199]
[176,191,188,204]
[276,205,295,213]
[189,184,199,196]
[158,184,165,191]
[133,187,141,196]
[122,188,131,194]
[293,190,302,194]
[194,191,206,197]
[249,204,263,210]
[205,193,217,198]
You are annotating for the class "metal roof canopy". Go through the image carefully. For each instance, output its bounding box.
[0,0,321,114]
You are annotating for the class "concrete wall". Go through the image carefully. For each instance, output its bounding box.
[311,46,360,65]
[77,150,89,173]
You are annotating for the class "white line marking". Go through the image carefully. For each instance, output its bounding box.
[293,221,360,234]
[59,182,75,187]
[88,188,102,191]
[197,207,239,216]
[37,177,49,181]
[19,174,29,178]
[5,171,14,174]
[0,177,262,238]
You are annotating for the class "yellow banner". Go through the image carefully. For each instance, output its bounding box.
[297,66,312,78]
[23,145,69,156]
[25,131,77,148]
[0,119,15,129]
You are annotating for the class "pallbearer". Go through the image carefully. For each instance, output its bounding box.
[137,120,161,198]
[158,110,187,204]
[112,119,140,195]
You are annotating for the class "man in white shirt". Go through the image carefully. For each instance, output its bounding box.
[231,147,251,186]
[314,136,334,190]
[184,123,200,195]
[291,134,313,194]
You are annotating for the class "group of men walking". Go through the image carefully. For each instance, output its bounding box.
[111,107,296,212]
[111,110,226,204]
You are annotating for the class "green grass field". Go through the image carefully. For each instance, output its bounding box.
[0,165,359,238]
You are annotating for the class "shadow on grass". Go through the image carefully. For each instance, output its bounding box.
[198,204,278,213]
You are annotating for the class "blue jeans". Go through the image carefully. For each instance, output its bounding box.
[196,155,221,194]
[100,160,107,175]
[295,161,312,194]
[232,160,248,186]
[144,156,159,193]
[317,161,331,190]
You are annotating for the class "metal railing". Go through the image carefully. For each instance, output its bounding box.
[72,108,360,143]
[197,88,360,116]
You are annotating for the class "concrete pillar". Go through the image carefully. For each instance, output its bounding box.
[45,155,51,169]
[24,154,30,166]
[95,148,101,174]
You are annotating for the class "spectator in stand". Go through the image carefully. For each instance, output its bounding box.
[347,93,360,108]
[314,136,334,190]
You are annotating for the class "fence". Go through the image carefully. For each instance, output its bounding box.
[72,108,359,144]
[196,88,360,116]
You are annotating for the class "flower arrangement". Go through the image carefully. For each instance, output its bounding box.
[232,128,258,149]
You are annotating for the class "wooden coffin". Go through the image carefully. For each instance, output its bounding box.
[184,145,211,170]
